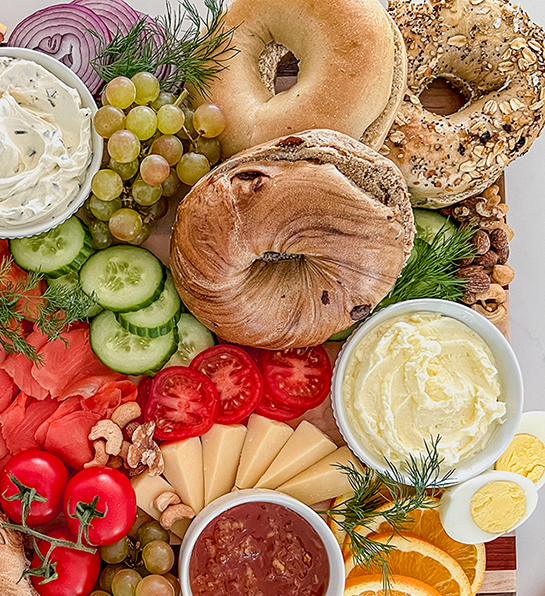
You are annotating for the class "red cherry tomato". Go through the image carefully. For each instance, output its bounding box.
[0,450,69,525]
[190,345,263,424]
[145,366,219,441]
[254,391,306,421]
[31,527,101,596]
[63,467,136,547]
[258,346,333,410]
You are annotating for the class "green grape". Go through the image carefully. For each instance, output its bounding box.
[90,592,111,596]
[142,540,174,575]
[101,89,110,106]
[151,91,176,111]
[100,564,125,593]
[132,72,160,105]
[99,536,131,564]
[106,76,137,109]
[140,155,170,186]
[108,130,141,164]
[193,103,226,138]
[176,152,210,186]
[126,106,158,141]
[89,195,122,221]
[141,196,169,221]
[135,575,174,596]
[137,521,169,547]
[150,135,183,166]
[164,573,181,596]
[91,169,124,201]
[195,136,221,165]
[161,169,181,197]
[89,219,113,250]
[94,106,126,139]
[156,104,185,135]
[112,568,142,596]
[132,179,163,206]
[177,108,196,141]
[109,208,143,242]
[128,222,152,246]
[110,158,139,181]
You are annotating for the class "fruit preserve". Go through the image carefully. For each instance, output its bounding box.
[189,501,330,596]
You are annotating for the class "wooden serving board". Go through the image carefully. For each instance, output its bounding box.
[146,59,517,596]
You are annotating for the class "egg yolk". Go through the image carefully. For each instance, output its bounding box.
[495,433,545,483]
[470,481,526,534]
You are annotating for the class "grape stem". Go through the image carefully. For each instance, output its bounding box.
[174,88,189,107]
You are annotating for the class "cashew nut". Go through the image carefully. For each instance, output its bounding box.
[111,402,142,429]
[491,264,515,286]
[475,283,506,305]
[84,440,109,468]
[472,303,508,324]
[153,491,181,513]
[88,420,123,456]
[107,456,123,470]
[160,504,195,530]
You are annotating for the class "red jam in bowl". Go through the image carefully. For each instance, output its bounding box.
[189,501,330,596]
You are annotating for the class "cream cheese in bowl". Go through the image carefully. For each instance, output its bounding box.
[332,299,523,485]
[0,48,101,238]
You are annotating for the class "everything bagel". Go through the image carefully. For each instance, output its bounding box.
[383,0,545,208]
[193,0,406,158]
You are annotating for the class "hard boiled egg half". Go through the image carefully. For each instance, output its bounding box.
[495,410,545,489]
[439,470,538,544]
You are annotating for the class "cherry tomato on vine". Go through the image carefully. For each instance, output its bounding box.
[145,366,219,441]
[0,450,69,525]
[190,345,263,424]
[30,527,101,596]
[63,467,136,547]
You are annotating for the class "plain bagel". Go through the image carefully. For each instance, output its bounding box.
[170,130,415,350]
[192,0,406,158]
[382,0,545,208]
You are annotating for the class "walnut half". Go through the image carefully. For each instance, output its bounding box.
[127,422,164,476]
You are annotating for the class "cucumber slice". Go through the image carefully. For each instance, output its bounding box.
[413,208,457,244]
[164,313,216,367]
[90,310,178,375]
[47,271,103,318]
[9,216,93,278]
[117,271,183,338]
[80,246,165,312]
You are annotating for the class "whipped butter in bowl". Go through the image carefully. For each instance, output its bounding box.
[0,48,102,238]
[331,299,523,485]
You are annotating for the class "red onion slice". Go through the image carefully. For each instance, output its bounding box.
[7,4,111,95]
[71,0,141,38]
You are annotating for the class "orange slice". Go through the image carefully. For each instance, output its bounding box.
[347,533,473,596]
[345,574,442,596]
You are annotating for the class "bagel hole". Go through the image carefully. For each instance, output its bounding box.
[419,77,468,116]
[258,42,299,94]
[276,53,299,93]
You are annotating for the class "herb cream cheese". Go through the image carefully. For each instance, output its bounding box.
[342,312,506,466]
[0,57,92,228]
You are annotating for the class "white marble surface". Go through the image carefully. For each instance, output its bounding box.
[3,0,545,593]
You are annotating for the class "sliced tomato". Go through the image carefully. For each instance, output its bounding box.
[258,346,332,410]
[145,366,219,441]
[190,345,263,424]
[254,390,306,422]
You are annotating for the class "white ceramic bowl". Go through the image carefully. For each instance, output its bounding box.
[331,298,523,485]
[179,489,345,596]
[0,47,102,239]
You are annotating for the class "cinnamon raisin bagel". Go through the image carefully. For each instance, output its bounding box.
[383,0,545,208]
[192,0,406,158]
[170,130,414,350]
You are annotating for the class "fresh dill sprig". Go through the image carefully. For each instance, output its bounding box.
[320,437,455,592]
[376,224,476,310]
[0,256,97,363]
[90,0,238,96]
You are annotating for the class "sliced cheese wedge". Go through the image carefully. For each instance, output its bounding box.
[277,446,364,505]
[235,414,294,490]
[202,423,247,506]
[161,437,204,514]
[254,420,336,489]
[130,472,190,538]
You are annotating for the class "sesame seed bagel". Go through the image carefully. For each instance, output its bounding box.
[383,0,545,208]
[170,130,414,350]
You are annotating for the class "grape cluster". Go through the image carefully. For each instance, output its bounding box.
[87,72,226,248]
[91,521,180,596]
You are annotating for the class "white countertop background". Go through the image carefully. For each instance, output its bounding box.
[3,0,545,593]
